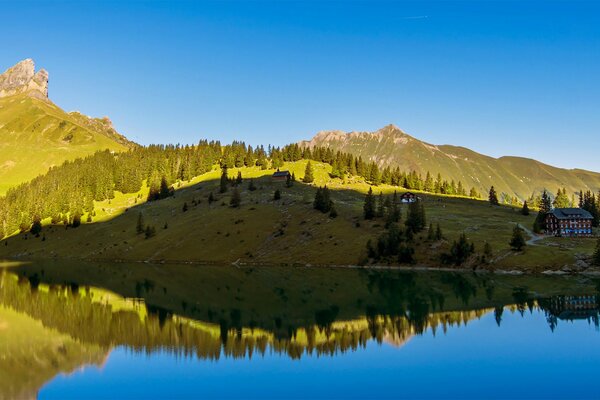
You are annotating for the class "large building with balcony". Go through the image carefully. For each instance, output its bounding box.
[545,208,594,237]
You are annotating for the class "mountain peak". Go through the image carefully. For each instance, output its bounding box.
[0,59,49,99]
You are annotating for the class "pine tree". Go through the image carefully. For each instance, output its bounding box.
[533,189,552,233]
[220,166,229,193]
[230,187,241,208]
[509,225,526,251]
[159,176,171,199]
[483,242,493,263]
[145,225,156,239]
[435,223,443,240]
[376,192,385,218]
[553,188,570,209]
[136,212,145,234]
[274,189,281,201]
[469,187,480,198]
[248,179,257,191]
[521,201,530,216]
[286,173,293,187]
[182,202,188,212]
[208,192,215,204]
[30,215,42,236]
[363,187,375,220]
[236,171,243,185]
[489,186,499,206]
[303,161,314,183]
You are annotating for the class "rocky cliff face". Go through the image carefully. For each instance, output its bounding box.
[0,59,48,99]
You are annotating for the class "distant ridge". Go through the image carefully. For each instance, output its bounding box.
[300,124,600,200]
[0,59,135,193]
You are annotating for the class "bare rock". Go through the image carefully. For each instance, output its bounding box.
[0,59,49,98]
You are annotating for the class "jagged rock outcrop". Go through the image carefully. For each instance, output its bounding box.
[0,59,48,99]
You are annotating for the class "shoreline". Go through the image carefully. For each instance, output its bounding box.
[3,255,600,276]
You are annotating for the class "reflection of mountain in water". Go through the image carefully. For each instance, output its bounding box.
[1,263,599,397]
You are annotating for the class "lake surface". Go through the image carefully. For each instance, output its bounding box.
[1,261,599,399]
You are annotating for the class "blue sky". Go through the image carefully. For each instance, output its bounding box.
[2,1,600,171]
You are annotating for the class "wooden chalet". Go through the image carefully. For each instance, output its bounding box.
[399,192,419,204]
[271,170,291,181]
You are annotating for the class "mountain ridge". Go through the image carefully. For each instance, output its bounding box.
[0,59,135,193]
[299,124,600,200]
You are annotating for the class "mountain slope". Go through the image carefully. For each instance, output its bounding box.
[0,59,135,193]
[300,124,600,200]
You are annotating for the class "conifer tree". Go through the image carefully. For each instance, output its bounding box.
[30,215,42,236]
[274,189,281,201]
[303,161,314,183]
[145,225,156,239]
[182,202,188,212]
[436,223,443,240]
[363,187,375,220]
[236,171,243,185]
[509,225,526,251]
[220,166,229,193]
[469,187,480,198]
[248,179,257,191]
[230,187,241,208]
[136,212,145,234]
[553,188,570,209]
[376,192,385,218]
[483,242,493,263]
[489,186,499,206]
[521,201,530,216]
[208,192,215,204]
[286,173,293,188]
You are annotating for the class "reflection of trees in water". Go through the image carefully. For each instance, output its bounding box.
[0,270,493,360]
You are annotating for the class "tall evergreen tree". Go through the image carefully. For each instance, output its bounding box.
[303,161,315,183]
[220,166,229,193]
[363,187,375,220]
[488,186,499,206]
[230,187,241,208]
[521,201,530,216]
[593,239,600,266]
[136,212,145,234]
[509,225,526,251]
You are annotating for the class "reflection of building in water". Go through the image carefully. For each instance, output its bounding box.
[539,295,599,331]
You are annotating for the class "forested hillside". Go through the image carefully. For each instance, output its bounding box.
[300,124,600,202]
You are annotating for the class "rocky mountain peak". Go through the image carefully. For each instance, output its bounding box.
[0,59,49,99]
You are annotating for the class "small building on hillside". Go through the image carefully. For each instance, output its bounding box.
[545,208,593,237]
[272,170,291,181]
[399,192,419,204]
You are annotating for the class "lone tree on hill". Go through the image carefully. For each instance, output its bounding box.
[593,239,600,266]
[509,225,526,251]
[303,161,314,183]
[521,201,530,216]
[230,187,241,208]
[363,187,375,220]
[314,186,333,213]
[136,212,145,234]
[30,215,42,236]
[533,189,553,233]
[220,166,229,193]
[489,186,499,206]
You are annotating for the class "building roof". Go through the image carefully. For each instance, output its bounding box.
[549,208,594,220]
[272,170,290,177]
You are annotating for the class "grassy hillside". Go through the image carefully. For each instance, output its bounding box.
[0,93,134,193]
[0,160,595,271]
[300,124,600,201]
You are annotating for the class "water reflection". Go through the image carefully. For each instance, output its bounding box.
[1,262,599,398]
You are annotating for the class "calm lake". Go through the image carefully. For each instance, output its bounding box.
[1,261,599,399]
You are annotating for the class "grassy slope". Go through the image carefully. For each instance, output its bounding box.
[0,93,132,193]
[301,125,600,200]
[0,160,595,270]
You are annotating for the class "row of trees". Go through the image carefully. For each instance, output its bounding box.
[282,144,478,197]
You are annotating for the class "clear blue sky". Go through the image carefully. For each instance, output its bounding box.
[2,1,599,171]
